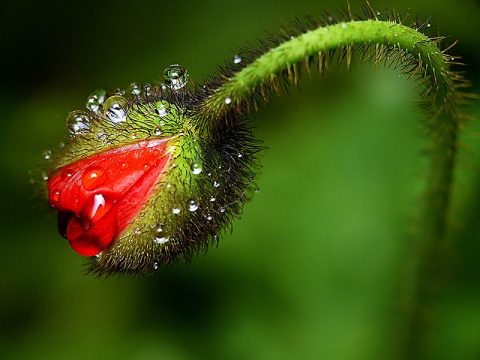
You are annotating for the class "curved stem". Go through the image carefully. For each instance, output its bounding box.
[198,18,471,358]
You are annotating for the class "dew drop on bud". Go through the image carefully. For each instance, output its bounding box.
[60,168,76,181]
[86,88,107,114]
[163,64,189,90]
[51,188,61,203]
[172,207,181,215]
[82,165,108,190]
[103,95,129,123]
[188,198,199,212]
[233,54,242,64]
[151,223,170,244]
[128,82,141,96]
[66,110,91,135]
[154,126,162,136]
[191,161,202,175]
[155,100,170,117]
[225,96,232,105]
[143,83,152,97]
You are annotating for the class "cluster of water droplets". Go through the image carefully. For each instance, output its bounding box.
[63,64,190,139]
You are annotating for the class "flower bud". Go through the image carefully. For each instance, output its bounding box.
[45,80,261,275]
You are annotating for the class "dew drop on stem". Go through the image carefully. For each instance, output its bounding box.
[233,54,242,64]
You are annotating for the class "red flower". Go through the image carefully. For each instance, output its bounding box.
[47,138,172,256]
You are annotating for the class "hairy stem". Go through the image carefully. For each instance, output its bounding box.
[198,17,470,358]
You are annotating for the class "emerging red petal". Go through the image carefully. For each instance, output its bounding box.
[47,138,172,256]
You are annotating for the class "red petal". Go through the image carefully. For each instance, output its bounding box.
[48,138,172,256]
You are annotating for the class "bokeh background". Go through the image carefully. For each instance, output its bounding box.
[1,0,479,359]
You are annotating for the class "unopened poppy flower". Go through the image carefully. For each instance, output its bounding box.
[44,65,262,276]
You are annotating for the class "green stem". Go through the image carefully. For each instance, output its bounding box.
[198,18,470,358]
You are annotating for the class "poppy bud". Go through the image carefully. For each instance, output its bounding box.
[45,65,261,275]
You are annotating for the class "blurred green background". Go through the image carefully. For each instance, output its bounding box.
[1,0,480,359]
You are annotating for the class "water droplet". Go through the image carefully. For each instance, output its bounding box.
[86,88,107,114]
[155,100,171,117]
[67,110,91,135]
[51,188,61,202]
[188,198,199,212]
[153,262,159,270]
[154,126,162,136]
[163,64,189,90]
[42,172,49,181]
[224,96,232,105]
[427,23,431,28]
[209,196,216,202]
[143,83,152,97]
[82,166,108,190]
[191,161,203,175]
[128,82,141,96]
[213,181,220,188]
[341,22,347,28]
[233,54,242,64]
[450,56,455,61]
[206,214,213,221]
[143,164,150,171]
[103,95,129,123]
[121,162,128,169]
[172,207,181,215]
[376,11,381,16]
[237,153,243,158]
[43,149,52,160]
[60,168,76,181]
[255,187,260,193]
[219,206,225,213]
[151,223,169,244]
